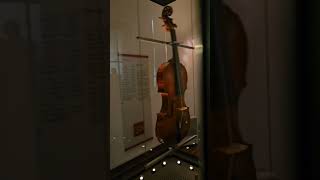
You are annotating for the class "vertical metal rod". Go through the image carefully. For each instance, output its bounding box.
[191,0,196,117]
[152,19,157,87]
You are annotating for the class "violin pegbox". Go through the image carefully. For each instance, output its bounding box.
[160,6,177,31]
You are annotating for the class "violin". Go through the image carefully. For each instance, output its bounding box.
[155,6,190,145]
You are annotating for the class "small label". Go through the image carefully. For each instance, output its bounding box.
[134,121,145,137]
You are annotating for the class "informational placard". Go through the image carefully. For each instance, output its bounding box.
[112,54,153,150]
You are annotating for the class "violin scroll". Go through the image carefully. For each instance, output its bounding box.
[160,6,177,31]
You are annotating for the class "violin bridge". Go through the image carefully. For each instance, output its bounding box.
[176,107,189,129]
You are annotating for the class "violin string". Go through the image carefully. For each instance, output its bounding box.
[176,33,185,140]
[172,30,184,139]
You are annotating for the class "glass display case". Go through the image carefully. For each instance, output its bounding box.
[110,0,204,179]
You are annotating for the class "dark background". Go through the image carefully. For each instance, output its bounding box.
[296,0,320,179]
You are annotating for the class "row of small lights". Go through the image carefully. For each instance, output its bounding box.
[112,139,198,179]
[139,160,194,180]
[139,142,197,179]
[112,137,199,145]
[143,142,196,151]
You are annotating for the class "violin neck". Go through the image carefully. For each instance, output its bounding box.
[170,29,180,63]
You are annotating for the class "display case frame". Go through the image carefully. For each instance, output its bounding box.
[108,0,212,179]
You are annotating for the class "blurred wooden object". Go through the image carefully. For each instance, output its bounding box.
[208,4,257,180]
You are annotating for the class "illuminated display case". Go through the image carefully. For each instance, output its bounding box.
[110,0,203,179]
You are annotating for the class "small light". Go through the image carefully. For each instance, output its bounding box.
[168,147,173,150]
[152,168,156,173]
[162,161,167,166]
[141,145,146,148]
[177,160,181,165]
[186,146,190,150]
[139,175,144,180]
[149,148,153,151]
[192,142,196,145]
[189,166,194,171]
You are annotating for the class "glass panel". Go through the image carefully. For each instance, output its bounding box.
[110,0,203,178]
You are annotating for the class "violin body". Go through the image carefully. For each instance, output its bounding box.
[156,60,190,144]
